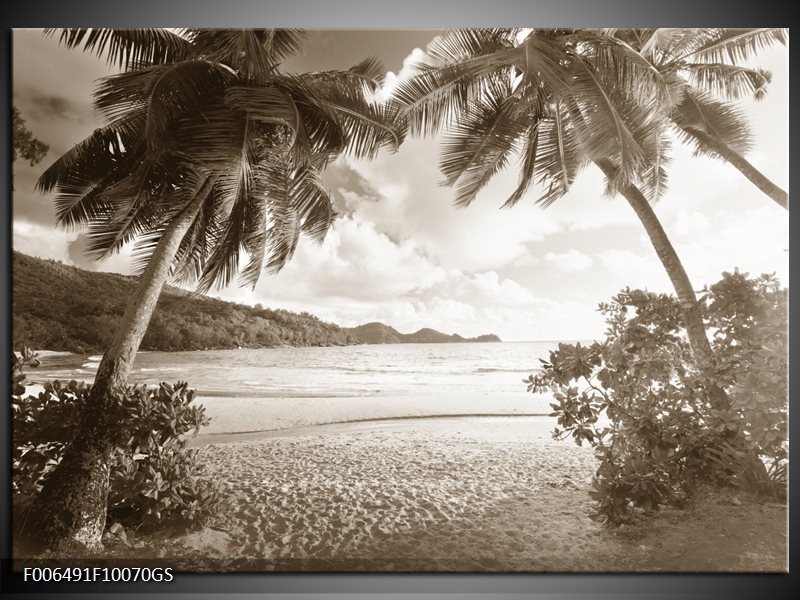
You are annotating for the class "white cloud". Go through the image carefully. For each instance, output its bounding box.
[544,249,593,272]
[598,249,672,293]
[672,210,710,236]
[343,140,562,272]
[13,220,78,263]
[370,47,426,103]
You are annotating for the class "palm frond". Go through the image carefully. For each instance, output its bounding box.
[46,28,193,70]
[94,61,231,149]
[238,186,269,289]
[677,28,787,65]
[83,155,173,258]
[420,28,520,67]
[288,73,404,159]
[305,57,388,90]
[185,29,307,81]
[502,123,539,208]
[568,29,666,107]
[224,83,310,163]
[291,167,335,244]
[195,115,258,292]
[170,193,218,285]
[673,89,752,154]
[38,114,147,230]
[439,80,523,207]
[264,160,301,274]
[682,63,772,101]
[125,170,213,275]
[632,131,671,202]
[565,57,649,186]
[533,111,585,207]
[394,46,520,137]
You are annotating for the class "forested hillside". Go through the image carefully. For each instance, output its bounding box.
[12,252,358,352]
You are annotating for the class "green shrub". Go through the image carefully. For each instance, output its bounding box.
[12,354,222,532]
[526,271,787,524]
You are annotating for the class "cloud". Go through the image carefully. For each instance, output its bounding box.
[598,249,671,293]
[342,140,562,272]
[672,210,710,236]
[369,46,426,103]
[13,220,79,263]
[544,249,593,273]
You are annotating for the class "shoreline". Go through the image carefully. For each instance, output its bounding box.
[186,413,555,446]
[190,392,556,435]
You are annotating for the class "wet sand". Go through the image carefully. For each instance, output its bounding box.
[191,392,556,435]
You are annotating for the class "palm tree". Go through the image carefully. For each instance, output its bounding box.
[22,28,404,552]
[393,28,726,390]
[612,28,788,209]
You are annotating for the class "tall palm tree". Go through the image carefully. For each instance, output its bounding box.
[22,28,404,552]
[612,28,788,209]
[393,28,725,388]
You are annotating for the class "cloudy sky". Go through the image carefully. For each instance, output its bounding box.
[12,29,789,341]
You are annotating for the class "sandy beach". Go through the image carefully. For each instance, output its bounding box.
[18,379,787,572]
[172,415,616,571]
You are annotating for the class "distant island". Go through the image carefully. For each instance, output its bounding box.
[12,252,501,352]
[346,322,501,344]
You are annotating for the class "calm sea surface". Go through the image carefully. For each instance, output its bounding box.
[31,342,579,399]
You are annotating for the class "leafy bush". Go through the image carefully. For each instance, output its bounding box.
[12,354,222,532]
[526,271,787,524]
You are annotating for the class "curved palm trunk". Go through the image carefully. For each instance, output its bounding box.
[680,126,788,210]
[595,160,722,383]
[21,179,213,554]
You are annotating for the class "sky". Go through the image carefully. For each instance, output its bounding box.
[12,29,789,341]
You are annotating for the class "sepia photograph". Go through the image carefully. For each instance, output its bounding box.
[10,27,788,573]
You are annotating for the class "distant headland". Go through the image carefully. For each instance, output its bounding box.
[345,322,501,345]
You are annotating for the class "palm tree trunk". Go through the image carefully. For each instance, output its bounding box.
[21,178,213,554]
[595,160,722,381]
[680,126,788,210]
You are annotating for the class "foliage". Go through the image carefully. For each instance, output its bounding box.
[13,251,358,353]
[39,28,404,292]
[13,353,222,531]
[12,105,49,166]
[525,271,787,524]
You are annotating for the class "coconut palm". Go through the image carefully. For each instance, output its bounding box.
[612,28,788,209]
[23,28,404,552]
[393,28,724,386]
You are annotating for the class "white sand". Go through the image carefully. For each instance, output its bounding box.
[165,415,630,571]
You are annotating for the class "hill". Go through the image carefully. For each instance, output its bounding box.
[12,252,502,353]
[12,252,358,353]
[346,322,501,345]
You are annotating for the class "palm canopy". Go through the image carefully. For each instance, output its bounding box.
[37,28,405,292]
[606,28,788,209]
[393,28,671,209]
[611,29,786,165]
[395,28,786,211]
